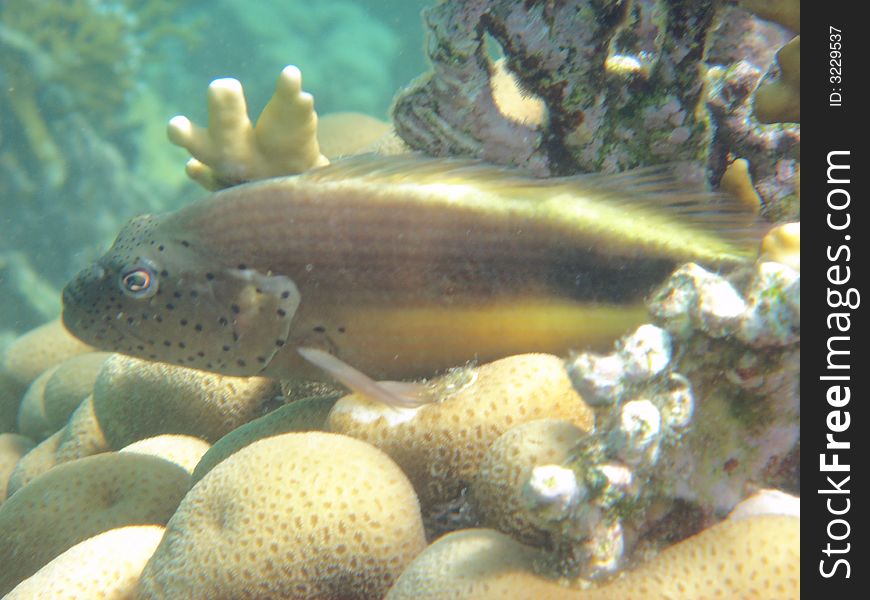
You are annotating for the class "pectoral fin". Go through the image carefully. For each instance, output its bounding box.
[297,347,430,408]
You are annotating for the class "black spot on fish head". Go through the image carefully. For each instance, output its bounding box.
[63,214,303,377]
[62,214,203,363]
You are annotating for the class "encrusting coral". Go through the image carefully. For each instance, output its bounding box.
[167,65,329,190]
[5,525,165,600]
[386,516,799,599]
[391,0,723,175]
[0,452,190,595]
[470,419,588,547]
[136,432,427,600]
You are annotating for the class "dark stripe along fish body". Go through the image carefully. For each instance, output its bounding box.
[62,156,760,381]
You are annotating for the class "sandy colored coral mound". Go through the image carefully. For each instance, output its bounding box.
[137,431,426,600]
[0,452,189,594]
[93,354,282,448]
[43,352,111,432]
[471,419,587,545]
[388,517,799,599]
[318,112,392,159]
[192,394,339,482]
[121,435,211,475]
[385,528,574,600]
[54,394,110,464]
[5,429,62,497]
[1,319,94,390]
[0,432,34,500]
[16,364,60,440]
[329,354,593,509]
[582,515,799,599]
[5,525,165,600]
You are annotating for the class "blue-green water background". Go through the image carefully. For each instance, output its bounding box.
[0,0,432,345]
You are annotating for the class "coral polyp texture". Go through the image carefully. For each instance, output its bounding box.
[327,353,594,514]
[136,432,427,600]
[386,516,798,599]
[168,65,329,190]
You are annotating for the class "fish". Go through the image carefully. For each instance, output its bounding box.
[62,155,760,396]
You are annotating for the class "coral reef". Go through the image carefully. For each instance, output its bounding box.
[328,354,594,514]
[92,354,282,448]
[0,452,190,595]
[387,516,799,599]
[120,435,212,476]
[192,393,340,482]
[392,0,721,175]
[137,432,427,600]
[5,525,165,600]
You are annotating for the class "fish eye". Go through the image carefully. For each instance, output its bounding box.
[119,265,158,299]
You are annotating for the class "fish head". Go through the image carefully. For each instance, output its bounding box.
[62,214,301,376]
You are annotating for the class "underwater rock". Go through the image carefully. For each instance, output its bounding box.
[191,393,340,483]
[328,354,594,513]
[120,435,212,476]
[137,432,426,600]
[0,452,189,595]
[5,525,165,600]
[92,354,282,449]
[470,419,588,547]
[392,0,721,175]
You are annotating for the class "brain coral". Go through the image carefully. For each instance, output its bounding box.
[191,393,339,483]
[470,418,588,546]
[5,525,165,600]
[386,516,799,600]
[1,319,94,390]
[93,354,282,448]
[0,452,189,595]
[137,431,426,600]
[328,354,593,510]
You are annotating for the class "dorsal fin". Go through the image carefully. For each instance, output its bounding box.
[299,154,765,263]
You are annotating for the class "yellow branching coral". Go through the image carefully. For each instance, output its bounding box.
[168,65,329,190]
[760,221,800,272]
[719,158,763,215]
